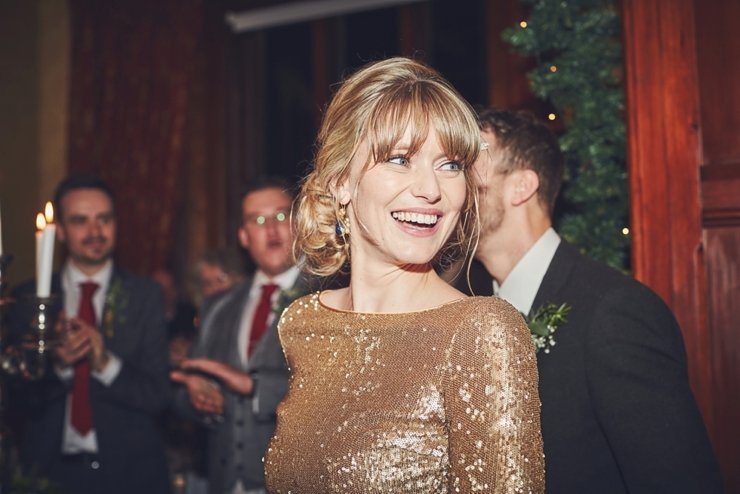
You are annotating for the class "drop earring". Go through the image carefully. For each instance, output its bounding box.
[335,205,350,237]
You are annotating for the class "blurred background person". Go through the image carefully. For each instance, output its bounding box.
[171,176,316,494]
[7,175,171,494]
[190,248,245,309]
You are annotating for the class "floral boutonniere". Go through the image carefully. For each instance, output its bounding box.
[526,302,570,354]
[271,286,309,319]
[102,278,128,339]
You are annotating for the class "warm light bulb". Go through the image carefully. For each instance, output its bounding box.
[622,227,630,235]
[36,212,46,231]
[520,20,528,28]
[44,201,54,223]
[548,113,557,121]
[550,65,558,72]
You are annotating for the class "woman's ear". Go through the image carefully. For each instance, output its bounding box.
[331,179,351,205]
[510,169,540,206]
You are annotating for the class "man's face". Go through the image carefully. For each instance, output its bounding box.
[238,187,294,277]
[473,130,508,238]
[57,188,116,270]
[198,262,236,298]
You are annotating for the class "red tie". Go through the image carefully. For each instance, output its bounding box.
[71,281,98,435]
[247,283,279,358]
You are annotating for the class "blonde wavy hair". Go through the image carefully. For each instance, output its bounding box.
[295,57,481,277]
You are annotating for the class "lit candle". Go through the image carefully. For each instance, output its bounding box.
[37,202,56,298]
[36,212,45,289]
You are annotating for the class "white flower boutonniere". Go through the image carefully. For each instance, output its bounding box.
[526,303,570,354]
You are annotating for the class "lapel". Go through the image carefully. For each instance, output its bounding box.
[225,279,254,368]
[247,274,314,369]
[532,241,579,311]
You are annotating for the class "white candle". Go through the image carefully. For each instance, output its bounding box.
[37,202,56,298]
[36,213,45,290]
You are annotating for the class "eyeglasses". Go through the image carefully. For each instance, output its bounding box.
[244,210,290,227]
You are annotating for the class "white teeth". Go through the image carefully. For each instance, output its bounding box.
[391,211,439,225]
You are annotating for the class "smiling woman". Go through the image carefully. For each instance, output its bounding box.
[264,57,544,493]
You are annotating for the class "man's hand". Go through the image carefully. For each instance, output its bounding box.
[54,314,92,367]
[170,370,225,415]
[180,358,254,395]
[55,316,110,372]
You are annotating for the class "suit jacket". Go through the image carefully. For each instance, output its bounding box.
[459,242,721,493]
[7,269,172,494]
[175,274,314,494]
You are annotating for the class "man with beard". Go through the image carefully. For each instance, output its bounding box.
[8,175,171,494]
[171,177,316,494]
[452,108,722,493]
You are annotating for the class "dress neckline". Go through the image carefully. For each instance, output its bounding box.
[315,291,471,316]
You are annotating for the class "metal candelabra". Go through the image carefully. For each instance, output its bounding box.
[0,254,60,490]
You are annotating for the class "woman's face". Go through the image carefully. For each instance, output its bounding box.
[339,126,467,270]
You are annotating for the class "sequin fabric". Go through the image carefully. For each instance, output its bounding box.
[264,293,544,493]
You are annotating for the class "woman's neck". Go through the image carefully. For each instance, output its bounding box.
[336,260,464,313]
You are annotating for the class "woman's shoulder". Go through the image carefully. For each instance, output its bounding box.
[281,292,322,316]
[454,295,524,322]
[448,296,531,346]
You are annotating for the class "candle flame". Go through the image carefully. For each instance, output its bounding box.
[36,212,47,231]
[44,201,54,224]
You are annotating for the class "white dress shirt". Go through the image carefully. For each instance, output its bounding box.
[58,260,122,453]
[494,228,561,316]
[237,265,300,367]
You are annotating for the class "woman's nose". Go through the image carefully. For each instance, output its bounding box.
[411,166,442,202]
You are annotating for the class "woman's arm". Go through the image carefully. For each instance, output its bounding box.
[445,300,544,493]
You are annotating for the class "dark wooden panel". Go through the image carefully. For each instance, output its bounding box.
[622,0,713,421]
[701,163,740,227]
[695,0,740,165]
[704,227,740,492]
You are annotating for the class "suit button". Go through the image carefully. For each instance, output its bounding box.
[236,419,244,426]
[236,442,243,450]
[91,460,100,470]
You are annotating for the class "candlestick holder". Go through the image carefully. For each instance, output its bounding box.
[16,295,60,381]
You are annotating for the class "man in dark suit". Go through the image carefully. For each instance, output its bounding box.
[171,177,313,494]
[454,108,722,493]
[8,175,171,494]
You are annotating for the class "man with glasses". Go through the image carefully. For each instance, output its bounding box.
[172,176,308,494]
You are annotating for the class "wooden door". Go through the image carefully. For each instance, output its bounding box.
[623,0,740,491]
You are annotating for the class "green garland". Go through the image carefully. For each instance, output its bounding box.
[503,0,629,271]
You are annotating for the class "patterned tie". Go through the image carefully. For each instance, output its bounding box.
[247,283,279,358]
[71,281,98,435]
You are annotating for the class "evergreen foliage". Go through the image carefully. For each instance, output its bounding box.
[503,0,629,270]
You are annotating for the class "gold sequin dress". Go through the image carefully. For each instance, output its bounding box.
[264,293,544,493]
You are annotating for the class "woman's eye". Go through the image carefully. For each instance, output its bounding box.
[440,161,462,171]
[387,155,410,166]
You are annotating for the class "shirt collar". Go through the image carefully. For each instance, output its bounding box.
[63,259,114,288]
[251,265,300,293]
[494,228,560,315]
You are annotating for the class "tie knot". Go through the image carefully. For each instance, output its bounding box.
[79,281,99,299]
